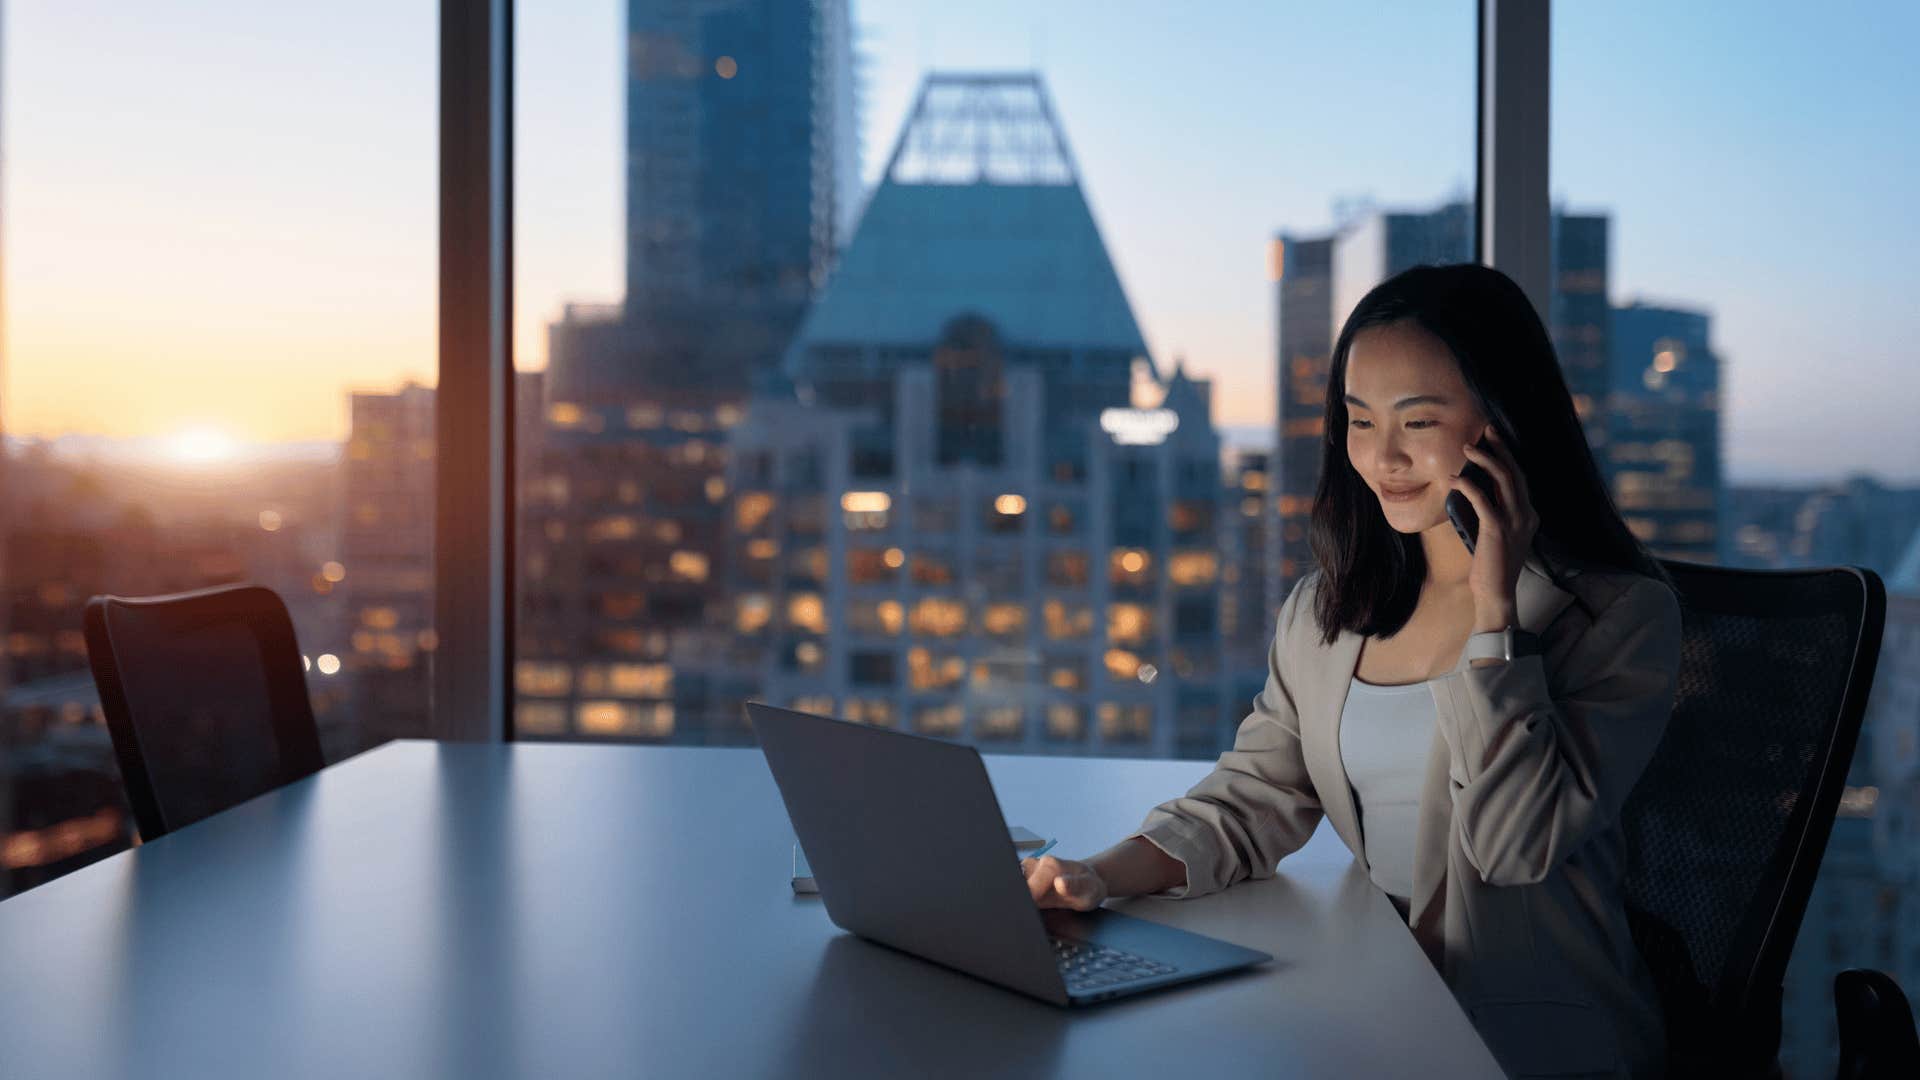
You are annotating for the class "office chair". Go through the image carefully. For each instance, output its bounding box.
[83,584,324,841]
[1620,561,1910,1077]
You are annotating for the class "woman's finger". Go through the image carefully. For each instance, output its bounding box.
[1025,857,1058,904]
[1056,874,1093,909]
[1461,441,1519,528]
[1481,427,1533,518]
[1449,472,1500,545]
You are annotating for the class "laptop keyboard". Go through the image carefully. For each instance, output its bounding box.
[1050,936,1177,993]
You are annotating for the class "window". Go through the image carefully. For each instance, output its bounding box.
[3,4,436,897]
[507,2,1470,770]
[1553,7,1919,1073]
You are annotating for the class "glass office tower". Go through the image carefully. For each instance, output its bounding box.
[1605,302,1722,561]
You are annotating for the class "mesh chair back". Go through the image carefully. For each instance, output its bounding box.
[1622,562,1886,1067]
[83,585,324,841]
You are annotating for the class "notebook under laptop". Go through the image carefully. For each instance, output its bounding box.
[747,702,1271,1006]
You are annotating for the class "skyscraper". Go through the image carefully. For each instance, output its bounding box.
[340,382,436,753]
[1271,235,1333,608]
[1552,212,1610,447]
[618,0,857,392]
[1605,302,1721,561]
[518,0,858,741]
[720,74,1234,758]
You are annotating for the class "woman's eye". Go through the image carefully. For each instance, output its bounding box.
[1348,419,1372,430]
[1406,420,1436,429]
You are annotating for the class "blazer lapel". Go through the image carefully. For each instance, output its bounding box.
[1298,625,1366,859]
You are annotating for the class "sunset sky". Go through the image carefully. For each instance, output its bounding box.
[4,2,1915,481]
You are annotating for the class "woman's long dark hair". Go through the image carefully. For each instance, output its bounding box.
[1309,263,1669,643]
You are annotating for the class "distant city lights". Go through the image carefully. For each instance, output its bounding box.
[316,654,341,675]
[841,491,891,513]
[994,494,1027,515]
[258,510,283,532]
[320,561,346,583]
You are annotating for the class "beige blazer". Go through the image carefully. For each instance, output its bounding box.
[1133,553,1682,1079]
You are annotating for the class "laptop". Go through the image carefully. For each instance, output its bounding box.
[747,702,1271,1006]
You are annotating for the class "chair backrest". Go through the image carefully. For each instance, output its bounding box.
[83,584,324,841]
[1621,561,1886,1068]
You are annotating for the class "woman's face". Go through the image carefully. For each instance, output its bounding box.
[1342,320,1490,535]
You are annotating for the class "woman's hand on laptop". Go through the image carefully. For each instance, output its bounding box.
[1022,855,1108,911]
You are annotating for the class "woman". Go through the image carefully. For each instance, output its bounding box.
[1022,263,1681,1078]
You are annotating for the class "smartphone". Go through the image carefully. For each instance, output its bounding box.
[1445,440,1494,554]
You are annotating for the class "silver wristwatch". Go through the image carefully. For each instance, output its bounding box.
[1466,626,1541,663]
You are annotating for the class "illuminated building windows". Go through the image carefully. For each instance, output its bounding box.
[1045,551,1088,587]
[1110,549,1153,587]
[1107,604,1152,646]
[1043,601,1093,641]
[984,494,1026,533]
[980,602,1027,639]
[842,490,891,530]
[789,696,835,719]
[735,492,776,532]
[907,648,965,691]
[1169,501,1212,538]
[913,702,964,737]
[910,552,955,586]
[908,598,967,638]
[599,592,645,619]
[587,515,639,542]
[971,659,1026,689]
[1103,649,1142,681]
[976,706,1024,740]
[1046,502,1080,536]
[843,699,896,727]
[736,594,772,634]
[848,600,904,636]
[515,702,568,736]
[668,550,709,582]
[786,640,828,675]
[1045,704,1085,740]
[576,700,639,736]
[1098,703,1152,742]
[1168,551,1218,587]
[786,547,829,586]
[515,661,571,697]
[848,547,898,585]
[1045,657,1086,692]
[787,593,828,635]
[605,663,672,697]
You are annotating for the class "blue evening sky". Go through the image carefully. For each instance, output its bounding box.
[6,2,1916,482]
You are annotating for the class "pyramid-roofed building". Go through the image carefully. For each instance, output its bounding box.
[723,74,1237,759]
[786,71,1149,375]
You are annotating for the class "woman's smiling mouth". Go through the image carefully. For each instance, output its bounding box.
[1379,482,1430,502]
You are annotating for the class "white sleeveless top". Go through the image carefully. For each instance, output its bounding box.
[1339,676,1442,902]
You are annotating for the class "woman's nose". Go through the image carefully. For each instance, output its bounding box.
[1377,430,1413,467]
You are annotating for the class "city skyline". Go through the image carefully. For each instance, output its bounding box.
[3,2,1917,484]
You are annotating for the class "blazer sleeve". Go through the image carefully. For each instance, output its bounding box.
[1439,574,1682,887]
[1126,576,1326,899]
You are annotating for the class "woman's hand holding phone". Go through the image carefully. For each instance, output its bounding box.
[1448,424,1539,633]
